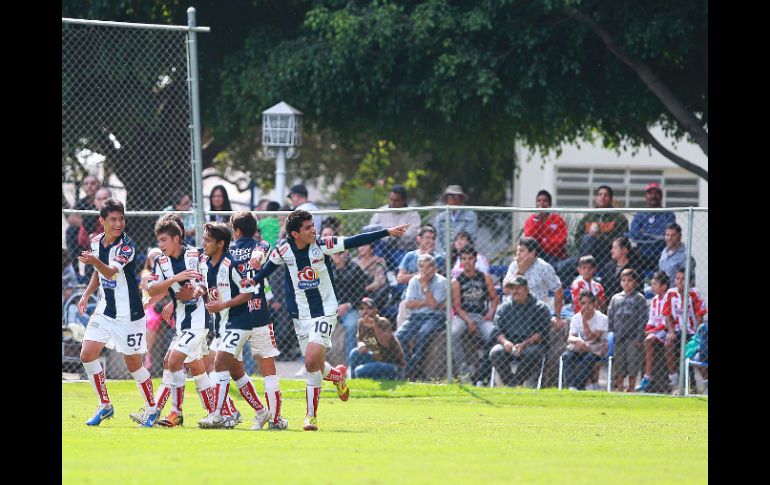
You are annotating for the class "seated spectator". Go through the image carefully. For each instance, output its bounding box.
[607,269,648,392]
[62,248,79,304]
[352,243,390,309]
[686,318,708,394]
[321,225,338,238]
[451,247,499,379]
[349,297,406,380]
[635,271,673,392]
[659,222,696,284]
[559,185,628,284]
[570,255,607,313]
[449,231,489,279]
[368,184,421,255]
[207,185,232,224]
[394,254,448,380]
[321,216,342,235]
[600,236,635,299]
[629,183,674,276]
[562,291,609,391]
[488,275,550,387]
[396,225,445,327]
[331,250,369,365]
[523,190,568,266]
[434,185,478,251]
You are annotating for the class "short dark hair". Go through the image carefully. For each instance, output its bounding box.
[459,246,477,258]
[160,213,185,236]
[454,231,475,245]
[99,198,124,218]
[231,211,258,238]
[518,237,541,255]
[614,236,632,252]
[579,290,597,303]
[620,268,639,282]
[391,184,408,201]
[266,201,281,211]
[418,225,436,237]
[596,185,614,199]
[285,209,313,237]
[204,222,232,248]
[155,218,182,240]
[666,222,682,234]
[578,255,597,268]
[536,190,552,205]
[652,271,670,287]
[171,189,191,206]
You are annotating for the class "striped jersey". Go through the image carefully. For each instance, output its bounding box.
[661,287,708,335]
[570,276,606,312]
[148,245,208,333]
[201,251,257,332]
[645,292,668,333]
[89,232,144,321]
[228,237,271,328]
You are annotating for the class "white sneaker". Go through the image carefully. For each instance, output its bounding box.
[198,413,225,429]
[267,417,289,430]
[568,387,578,391]
[294,366,307,378]
[250,407,270,430]
[585,382,600,391]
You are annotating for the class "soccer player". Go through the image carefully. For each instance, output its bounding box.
[76,198,158,427]
[252,210,409,431]
[144,217,217,426]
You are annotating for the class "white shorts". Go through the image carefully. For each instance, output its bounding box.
[84,313,147,355]
[212,329,249,362]
[248,324,281,359]
[293,315,337,356]
[170,328,209,363]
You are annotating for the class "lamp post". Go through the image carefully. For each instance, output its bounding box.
[262,101,303,202]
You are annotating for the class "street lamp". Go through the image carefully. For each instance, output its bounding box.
[262,101,303,202]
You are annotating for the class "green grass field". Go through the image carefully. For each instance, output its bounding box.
[63,379,707,484]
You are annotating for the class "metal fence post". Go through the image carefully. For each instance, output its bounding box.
[678,207,695,395]
[187,7,205,246]
[445,206,453,383]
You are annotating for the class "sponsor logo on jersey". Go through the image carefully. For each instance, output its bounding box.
[100,276,117,289]
[208,287,220,301]
[297,266,320,289]
[284,257,295,265]
[247,299,262,312]
[312,258,324,264]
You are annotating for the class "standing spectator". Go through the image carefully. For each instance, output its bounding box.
[396,225,445,327]
[607,269,648,392]
[449,231,489,279]
[352,243,390,309]
[74,174,101,235]
[434,185,478,251]
[394,254,448,380]
[505,237,566,388]
[62,248,79,304]
[89,188,113,238]
[488,275,551,387]
[257,201,282,248]
[523,190,568,266]
[659,222,696,283]
[330,251,369,365]
[207,185,232,224]
[349,297,406,380]
[163,190,196,245]
[368,184,421,254]
[287,184,322,229]
[451,247,499,379]
[562,291,609,391]
[600,237,634,299]
[629,183,675,276]
[635,271,672,393]
[570,255,607,313]
[569,185,629,270]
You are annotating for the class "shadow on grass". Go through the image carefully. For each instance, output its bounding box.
[457,384,501,407]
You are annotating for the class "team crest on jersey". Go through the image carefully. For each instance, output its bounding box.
[310,246,322,259]
[208,287,220,301]
[278,244,289,256]
[297,266,320,289]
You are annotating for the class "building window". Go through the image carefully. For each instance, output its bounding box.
[555,167,699,207]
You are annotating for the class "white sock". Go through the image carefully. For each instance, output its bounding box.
[306,371,322,417]
[171,370,186,413]
[214,371,232,416]
[130,367,156,412]
[83,359,110,406]
[193,373,214,413]
[264,375,280,420]
[322,362,332,378]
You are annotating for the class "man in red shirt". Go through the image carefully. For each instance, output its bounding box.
[523,190,568,267]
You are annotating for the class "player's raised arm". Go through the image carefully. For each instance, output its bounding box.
[342,224,410,251]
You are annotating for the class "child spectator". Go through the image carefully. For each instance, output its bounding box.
[570,255,607,313]
[635,271,671,392]
[606,268,648,392]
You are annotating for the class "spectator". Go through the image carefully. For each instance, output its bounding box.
[505,237,566,388]
[449,231,489,279]
[65,213,84,274]
[394,254,448,380]
[607,268,648,392]
[62,248,79,304]
[321,216,342,235]
[488,275,551,387]
[635,271,673,393]
[331,251,369,365]
[368,184,421,253]
[600,236,634,299]
[207,185,232,224]
[659,222,696,284]
[523,190,568,266]
[89,187,113,237]
[349,297,406,380]
[352,243,390,309]
[163,190,196,244]
[451,247,499,380]
[434,185,478,251]
[73,174,101,235]
[570,255,607,313]
[687,318,708,394]
[258,201,282,248]
[629,183,675,276]
[396,225,445,327]
[287,184,322,229]
[562,291,609,391]
[140,247,172,370]
[568,185,629,272]
[321,225,338,239]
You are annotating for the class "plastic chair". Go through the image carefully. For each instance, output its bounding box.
[685,359,708,396]
[489,353,546,389]
[558,332,614,391]
[487,265,508,297]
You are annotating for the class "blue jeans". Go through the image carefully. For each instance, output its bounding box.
[394,311,446,379]
[340,309,359,365]
[348,349,403,380]
[562,351,602,389]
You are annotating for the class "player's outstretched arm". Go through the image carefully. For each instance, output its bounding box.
[343,224,409,250]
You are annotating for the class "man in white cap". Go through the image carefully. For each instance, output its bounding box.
[434,184,477,251]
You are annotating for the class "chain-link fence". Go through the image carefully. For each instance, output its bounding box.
[61,206,707,397]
